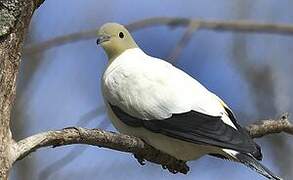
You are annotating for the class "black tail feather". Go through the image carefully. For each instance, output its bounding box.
[252,143,263,161]
[236,153,282,180]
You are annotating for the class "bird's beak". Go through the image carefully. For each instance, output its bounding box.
[96,34,111,45]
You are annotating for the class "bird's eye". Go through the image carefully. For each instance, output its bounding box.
[119,32,124,39]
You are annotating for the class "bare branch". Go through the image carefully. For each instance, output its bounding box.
[13,116,293,175]
[39,116,109,180]
[24,17,293,55]
[127,17,293,34]
[246,113,293,138]
[167,21,200,62]
[15,127,189,174]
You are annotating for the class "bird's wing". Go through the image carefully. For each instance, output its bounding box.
[109,104,257,154]
[103,49,259,154]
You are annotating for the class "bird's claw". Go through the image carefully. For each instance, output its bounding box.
[161,164,179,174]
[168,168,178,174]
[162,161,189,174]
[134,154,146,166]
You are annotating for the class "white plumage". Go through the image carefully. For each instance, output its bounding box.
[102,48,236,160]
[103,48,236,128]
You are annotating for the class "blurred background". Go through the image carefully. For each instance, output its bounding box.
[10,0,293,179]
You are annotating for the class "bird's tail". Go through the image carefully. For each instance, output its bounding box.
[235,153,282,180]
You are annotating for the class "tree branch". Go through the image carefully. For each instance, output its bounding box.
[15,127,189,174]
[13,115,293,175]
[127,17,293,34]
[0,0,44,179]
[167,21,200,62]
[246,113,293,138]
[24,17,293,55]
[39,114,108,180]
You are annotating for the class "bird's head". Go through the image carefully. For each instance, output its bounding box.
[97,23,138,61]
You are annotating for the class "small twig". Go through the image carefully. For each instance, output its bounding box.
[127,17,293,34]
[24,17,293,55]
[246,113,293,138]
[167,21,200,62]
[13,116,292,174]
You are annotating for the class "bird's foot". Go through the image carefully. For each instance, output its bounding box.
[134,154,146,166]
[163,160,190,174]
[161,164,178,173]
[164,164,179,174]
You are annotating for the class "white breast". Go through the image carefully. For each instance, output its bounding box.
[101,48,237,160]
[102,48,229,121]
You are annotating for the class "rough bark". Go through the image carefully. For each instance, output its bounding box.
[12,114,293,175]
[15,127,189,174]
[0,0,43,179]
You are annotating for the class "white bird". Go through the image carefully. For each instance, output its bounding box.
[97,22,281,180]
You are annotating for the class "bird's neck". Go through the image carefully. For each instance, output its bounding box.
[107,47,139,63]
[105,43,138,62]
[107,48,145,65]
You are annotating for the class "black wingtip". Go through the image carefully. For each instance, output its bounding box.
[236,153,282,180]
